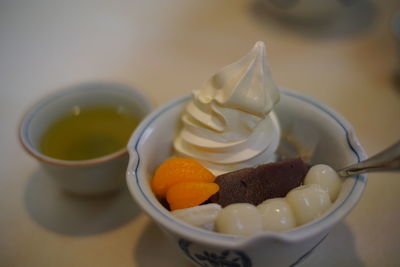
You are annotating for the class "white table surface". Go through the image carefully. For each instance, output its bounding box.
[1,0,399,266]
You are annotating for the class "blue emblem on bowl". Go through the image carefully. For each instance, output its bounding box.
[178,239,252,267]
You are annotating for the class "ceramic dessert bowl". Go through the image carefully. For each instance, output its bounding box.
[126,89,367,267]
[19,82,152,195]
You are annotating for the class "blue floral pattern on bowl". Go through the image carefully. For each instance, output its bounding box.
[179,239,252,267]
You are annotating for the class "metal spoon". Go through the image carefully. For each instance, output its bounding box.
[337,141,400,177]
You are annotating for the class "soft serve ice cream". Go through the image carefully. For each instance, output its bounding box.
[174,41,281,174]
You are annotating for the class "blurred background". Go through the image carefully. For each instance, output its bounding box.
[1,0,399,266]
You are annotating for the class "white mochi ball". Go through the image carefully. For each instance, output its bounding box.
[171,203,222,231]
[257,198,296,232]
[304,164,342,201]
[216,203,263,236]
[286,184,332,225]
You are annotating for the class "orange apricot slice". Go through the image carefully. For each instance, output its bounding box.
[166,182,220,211]
[151,158,215,198]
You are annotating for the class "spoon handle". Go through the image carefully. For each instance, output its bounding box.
[337,141,400,177]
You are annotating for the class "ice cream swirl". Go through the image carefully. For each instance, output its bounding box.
[174,41,281,174]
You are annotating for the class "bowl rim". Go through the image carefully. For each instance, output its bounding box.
[19,81,152,167]
[126,88,367,247]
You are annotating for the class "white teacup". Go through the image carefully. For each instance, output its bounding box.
[19,82,152,195]
[126,89,367,267]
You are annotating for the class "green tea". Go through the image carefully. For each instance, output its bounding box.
[40,106,140,160]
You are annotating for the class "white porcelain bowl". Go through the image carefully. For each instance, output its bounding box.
[126,89,367,267]
[20,82,152,195]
